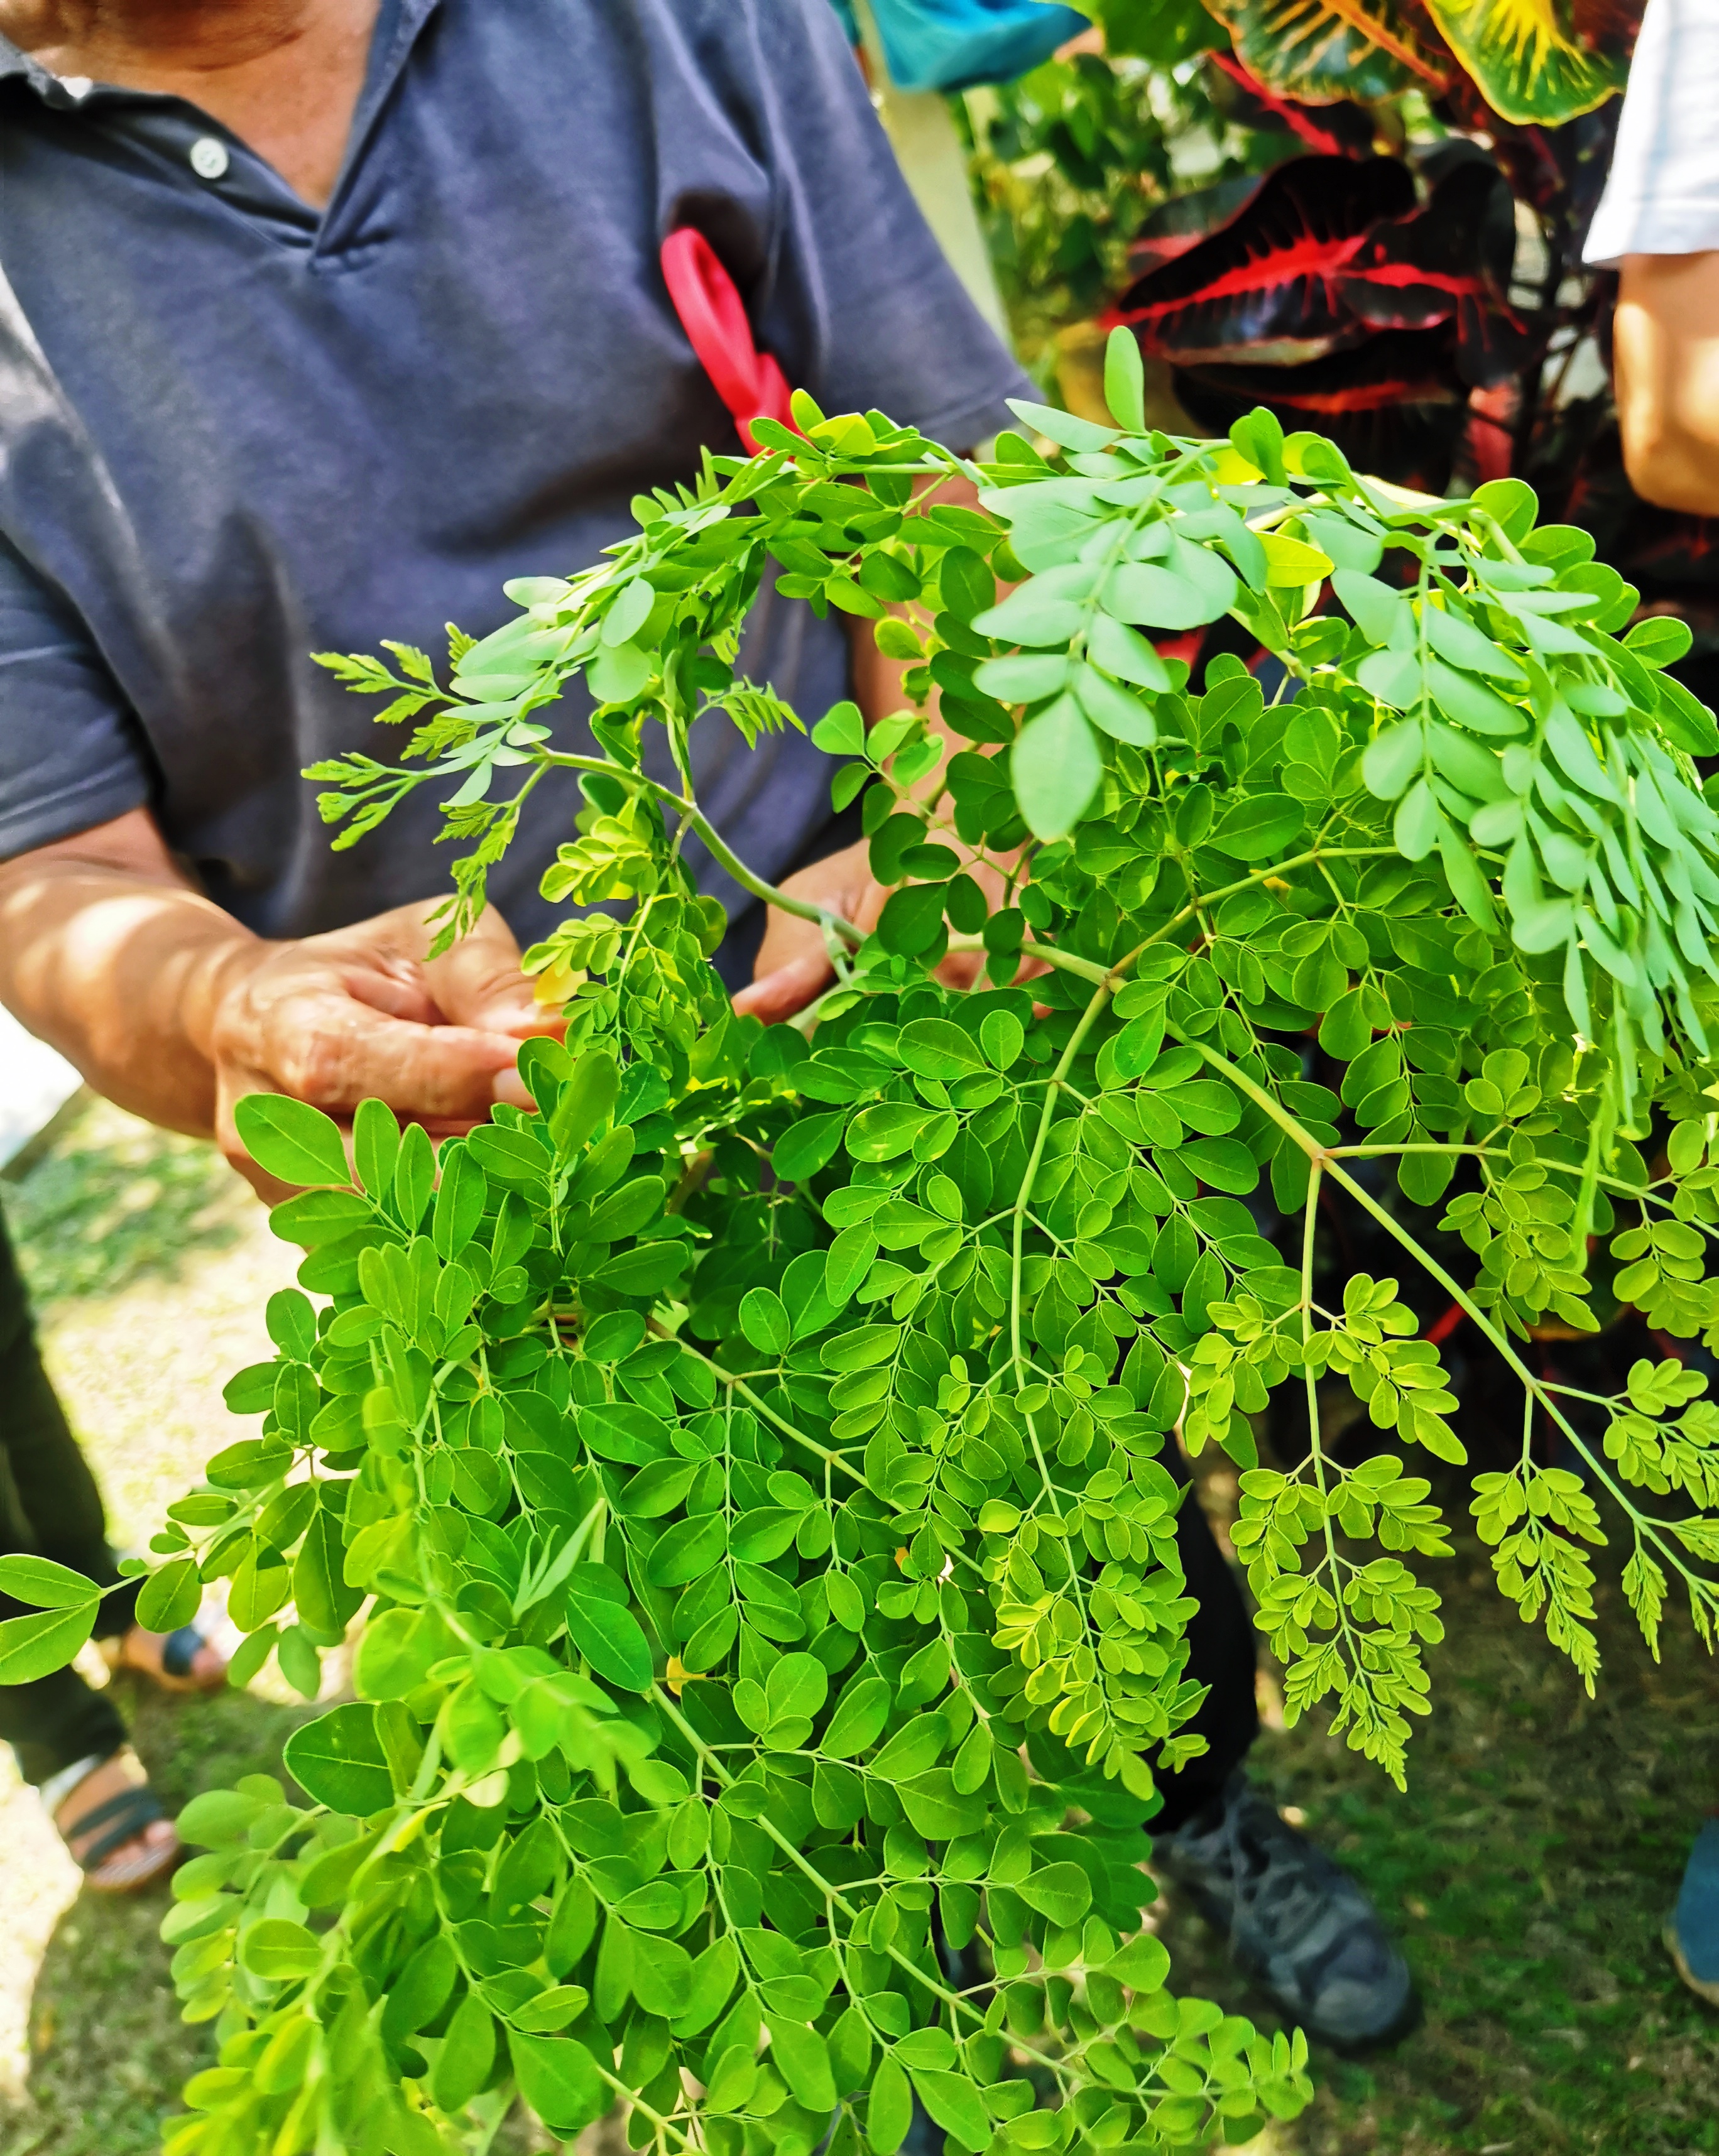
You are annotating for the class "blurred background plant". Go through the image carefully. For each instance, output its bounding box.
[947,0,1719,702]
[956,0,1235,365]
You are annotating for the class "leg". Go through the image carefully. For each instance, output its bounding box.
[0,1202,137,1633]
[0,1200,177,1886]
[1150,1445,1417,2050]
[1151,1469,1260,1834]
[0,1201,131,1777]
[0,1202,219,1692]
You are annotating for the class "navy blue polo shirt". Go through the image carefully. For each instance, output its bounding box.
[0,0,1025,947]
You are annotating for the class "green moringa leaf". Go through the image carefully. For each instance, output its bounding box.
[1012,695,1102,841]
[1205,792,1304,862]
[233,1095,351,1188]
[512,2034,607,2133]
[1075,662,1157,746]
[1103,325,1147,433]
[822,1676,890,1758]
[149,382,1719,2156]
[1086,608,1171,691]
[0,1601,99,1685]
[566,1565,654,1690]
[239,1920,322,1982]
[0,1554,104,1610]
[282,1704,394,1816]
[136,1557,202,1634]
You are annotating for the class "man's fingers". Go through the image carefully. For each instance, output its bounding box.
[934,948,987,993]
[259,990,530,1123]
[734,947,835,1024]
[329,1016,528,1123]
[736,897,843,1023]
[492,1064,540,1109]
[425,903,564,1039]
[342,966,445,1026]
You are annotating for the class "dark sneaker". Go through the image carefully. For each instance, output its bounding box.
[1665,1819,1719,2005]
[1155,1773,1419,2050]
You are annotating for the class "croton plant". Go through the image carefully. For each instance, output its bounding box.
[5,352,1719,2153]
[971,1,1716,692]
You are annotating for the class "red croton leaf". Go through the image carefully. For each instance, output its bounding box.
[1120,172,1274,280]
[1334,150,1529,387]
[1205,50,1377,160]
[1174,325,1469,494]
[1114,155,1417,366]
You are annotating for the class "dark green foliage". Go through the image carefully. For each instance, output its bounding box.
[27,351,1719,2154]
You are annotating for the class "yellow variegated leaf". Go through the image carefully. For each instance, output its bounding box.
[1260,531,1336,587]
[1422,0,1634,124]
[1199,0,1449,104]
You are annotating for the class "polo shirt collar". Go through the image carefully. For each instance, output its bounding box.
[0,33,91,106]
[0,1,440,119]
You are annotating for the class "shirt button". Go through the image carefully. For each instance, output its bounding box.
[189,136,229,181]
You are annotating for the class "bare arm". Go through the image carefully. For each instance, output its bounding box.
[0,809,246,1135]
[0,807,559,1191]
[1614,252,1719,514]
[734,472,1009,1021]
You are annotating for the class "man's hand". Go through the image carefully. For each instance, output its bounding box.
[732,839,884,1023]
[733,836,1010,1024]
[207,900,561,1195]
[0,807,559,1198]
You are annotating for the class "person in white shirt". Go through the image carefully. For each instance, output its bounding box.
[1586,0,1719,2000]
[1590,0,1719,513]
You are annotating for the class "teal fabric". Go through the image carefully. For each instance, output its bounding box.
[835,0,1090,91]
[1673,1820,1719,1985]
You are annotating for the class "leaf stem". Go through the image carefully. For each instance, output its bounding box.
[535,749,865,947]
[1294,1160,1390,1771]
[1017,847,1397,985]
[1189,1038,1713,1597]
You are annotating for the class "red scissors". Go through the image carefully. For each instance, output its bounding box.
[660,227,802,455]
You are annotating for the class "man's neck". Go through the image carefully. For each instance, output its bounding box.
[3,1,324,73]
[0,0,381,210]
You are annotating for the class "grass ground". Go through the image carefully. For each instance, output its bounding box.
[1160,1532,1719,2155]
[1,1101,1716,2153]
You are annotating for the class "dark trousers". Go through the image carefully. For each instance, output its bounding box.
[1152,1454,1259,1833]
[1138,1449,1259,1837]
[0,1202,134,1785]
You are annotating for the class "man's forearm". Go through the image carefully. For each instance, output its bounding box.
[0,850,253,1136]
[843,471,994,776]
[0,808,558,1187]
